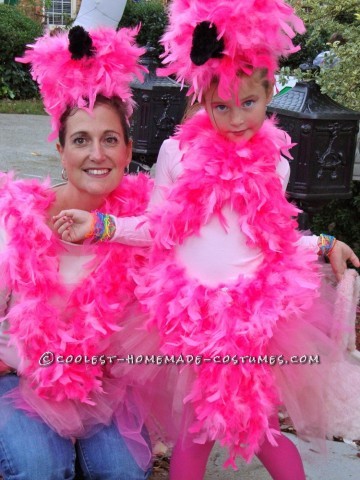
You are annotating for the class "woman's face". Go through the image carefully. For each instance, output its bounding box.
[57,103,131,199]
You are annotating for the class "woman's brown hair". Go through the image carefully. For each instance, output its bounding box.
[58,95,130,147]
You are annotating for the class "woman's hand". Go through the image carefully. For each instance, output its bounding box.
[53,209,93,243]
[328,240,360,282]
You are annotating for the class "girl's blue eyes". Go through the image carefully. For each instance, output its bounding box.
[243,99,255,108]
[214,99,255,112]
[215,105,228,112]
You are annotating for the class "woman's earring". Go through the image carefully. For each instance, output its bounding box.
[61,168,68,181]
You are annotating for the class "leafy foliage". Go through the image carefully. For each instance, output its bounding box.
[118,0,168,57]
[281,1,360,258]
[280,28,329,71]
[0,60,39,99]
[310,181,360,258]
[0,5,42,61]
[0,5,42,99]
[284,0,360,110]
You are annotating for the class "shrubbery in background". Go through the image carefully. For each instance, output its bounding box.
[310,181,360,258]
[282,1,360,256]
[0,4,42,99]
[284,0,360,111]
[119,0,168,57]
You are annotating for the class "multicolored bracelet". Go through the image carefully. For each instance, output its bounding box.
[317,233,337,257]
[85,211,116,242]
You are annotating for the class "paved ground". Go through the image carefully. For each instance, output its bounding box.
[0,113,61,183]
[205,436,360,479]
[149,433,360,479]
[0,113,359,479]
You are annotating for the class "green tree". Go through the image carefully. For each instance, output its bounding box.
[0,5,42,99]
[285,0,360,110]
[282,1,360,259]
[118,0,168,57]
[310,182,360,259]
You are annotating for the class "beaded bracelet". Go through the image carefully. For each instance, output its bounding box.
[85,211,116,242]
[85,213,96,240]
[317,233,337,257]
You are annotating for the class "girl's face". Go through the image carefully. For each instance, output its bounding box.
[203,72,273,143]
[57,103,131,199]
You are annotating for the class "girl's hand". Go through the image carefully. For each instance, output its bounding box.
[0,359,14,375]
[328,240,360,282]
[53,209,93,243]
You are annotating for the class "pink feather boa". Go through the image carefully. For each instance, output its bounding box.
[0,173,152,405]
[136,113,323,465]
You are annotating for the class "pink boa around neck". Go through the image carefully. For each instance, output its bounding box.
[0,173,152,404]
[136,112,324,465]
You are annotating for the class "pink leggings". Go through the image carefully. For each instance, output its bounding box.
[169,418,306,480]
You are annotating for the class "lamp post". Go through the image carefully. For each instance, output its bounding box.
[129,45,188,173]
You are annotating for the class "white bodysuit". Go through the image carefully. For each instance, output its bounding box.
[112,138,319,288]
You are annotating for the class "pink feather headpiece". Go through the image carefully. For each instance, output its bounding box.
[17,26,147,141]
[158,0,305,101]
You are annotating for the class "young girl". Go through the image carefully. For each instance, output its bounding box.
[54,1,360,479]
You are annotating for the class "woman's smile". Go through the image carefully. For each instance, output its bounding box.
[83,168,113,177]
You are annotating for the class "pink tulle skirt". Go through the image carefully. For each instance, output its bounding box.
[270,266,360,441]
[132,263,360,466]
[119,262,360,466]
[3,305,178,471]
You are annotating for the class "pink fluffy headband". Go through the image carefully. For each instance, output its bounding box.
[17,26,147,141]
[158,0,305,101]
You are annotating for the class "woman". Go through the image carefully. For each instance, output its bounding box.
[0,26,154,479]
